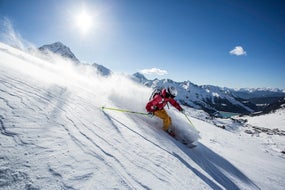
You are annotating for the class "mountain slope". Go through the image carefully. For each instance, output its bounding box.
[1,42,285,190]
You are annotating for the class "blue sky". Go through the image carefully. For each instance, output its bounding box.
[0,0,284,89]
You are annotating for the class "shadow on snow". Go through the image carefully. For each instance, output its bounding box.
[103,111,261,190]
[175,142,261,190]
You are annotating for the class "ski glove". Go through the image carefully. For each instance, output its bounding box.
[147,112,154,118]
[180,109,185,114]
[151,105,158,111]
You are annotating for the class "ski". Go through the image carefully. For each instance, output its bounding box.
[166,131,197,148]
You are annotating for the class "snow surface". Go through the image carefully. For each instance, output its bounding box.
[0,42,285,189]
[242,109,285,131]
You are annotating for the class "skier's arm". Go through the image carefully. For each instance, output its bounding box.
[169,98,183,111]
[146,95,162,112]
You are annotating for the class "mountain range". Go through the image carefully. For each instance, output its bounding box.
[39,42,285,117]
[132,72,285,116]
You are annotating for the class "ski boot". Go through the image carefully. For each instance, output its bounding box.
[166,128,176,137]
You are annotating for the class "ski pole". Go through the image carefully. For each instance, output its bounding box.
[101,106,149,116]
[183,113,195,128]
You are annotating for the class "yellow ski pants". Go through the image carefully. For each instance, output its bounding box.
[154,109,172,131]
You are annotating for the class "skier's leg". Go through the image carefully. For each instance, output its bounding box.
[154,109,172,131]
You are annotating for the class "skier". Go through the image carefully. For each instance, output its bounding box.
[146,86,184,137]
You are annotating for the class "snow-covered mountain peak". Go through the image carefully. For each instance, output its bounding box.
[92,63,112,76]
[39,41,80,63]
[133,72,147,80]
[131,72,149,84]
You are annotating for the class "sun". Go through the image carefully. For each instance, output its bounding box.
[75,9,93,35]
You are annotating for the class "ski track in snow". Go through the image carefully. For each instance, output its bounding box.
[1,43,284,189]
[0,71,141,189]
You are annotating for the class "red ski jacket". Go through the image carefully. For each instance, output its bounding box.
[146,89,183,112]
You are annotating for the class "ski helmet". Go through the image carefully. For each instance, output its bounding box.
[166,86,178,97]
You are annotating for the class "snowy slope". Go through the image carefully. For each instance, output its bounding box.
[243,109,285,131]
[1,42,285,190]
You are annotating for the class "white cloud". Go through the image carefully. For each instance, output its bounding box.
[140,68,168,75]
[229,46,247,56]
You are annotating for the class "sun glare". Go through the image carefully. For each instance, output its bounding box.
[75,9,93,35]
